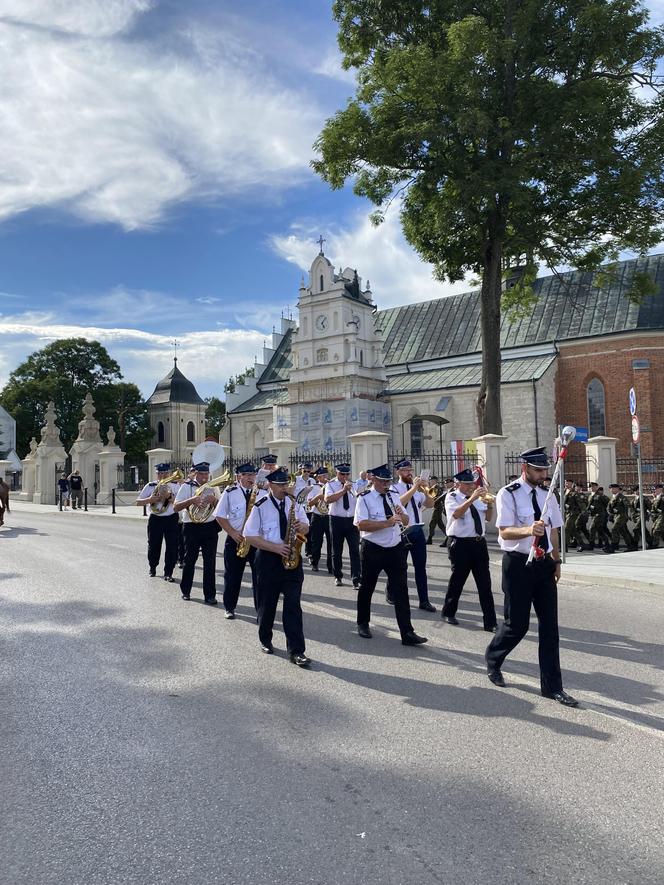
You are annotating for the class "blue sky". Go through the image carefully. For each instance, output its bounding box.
[1,0,663,401]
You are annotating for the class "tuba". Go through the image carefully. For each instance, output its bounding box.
[188,469,233,523]
[283,495,307,570]
[150,468,184,514]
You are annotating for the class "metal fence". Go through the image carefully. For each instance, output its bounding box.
[116,463,148,491]
[616,457,664,490]
[388,449,477,481]
[505,452,594,485]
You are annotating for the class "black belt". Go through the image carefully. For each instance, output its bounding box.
[449,535,484,542]
[505,550,552,561]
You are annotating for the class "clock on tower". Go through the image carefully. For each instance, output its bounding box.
[315,314,328,332]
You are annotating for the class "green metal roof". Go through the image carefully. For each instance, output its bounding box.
[228,387,289,414]
[378,254,664,367]
[383,355,556,395]
[260,327,293,384]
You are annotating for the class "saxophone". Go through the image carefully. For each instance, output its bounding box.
[283,496,306,570]
[236,484,259,558]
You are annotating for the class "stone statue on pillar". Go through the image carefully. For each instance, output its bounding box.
[33,401,68,505]
[69,393,104,495]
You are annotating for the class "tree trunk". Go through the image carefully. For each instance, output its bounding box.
[477,238,503,435]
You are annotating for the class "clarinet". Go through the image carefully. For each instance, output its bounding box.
[384,490,412,549]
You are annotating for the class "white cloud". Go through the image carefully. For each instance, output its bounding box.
[270,209,475,309]
[0,315,265,399]
[0,1,321,229]
[312,47,356,84]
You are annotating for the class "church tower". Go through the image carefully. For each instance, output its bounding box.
[284,244,388,451]
[146,359,207,461]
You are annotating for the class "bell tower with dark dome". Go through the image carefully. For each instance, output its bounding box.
[146,358,207,461]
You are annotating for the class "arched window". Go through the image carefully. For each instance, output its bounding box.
[410,417,423,458]
[320,274,324,292]
[157,421,165,443]
[359,350,364,367]
[587,378,606,437]
[186,421,195,442]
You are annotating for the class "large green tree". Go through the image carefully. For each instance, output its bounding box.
[314,0,664,433]
[204,396,227,438]
[0,338,151,459]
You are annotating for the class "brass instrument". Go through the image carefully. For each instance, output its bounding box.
[473,465,496,504]
[236,483,259,558]
[150,468,184,514]
[188,469,233,524]
[283,494,307,570]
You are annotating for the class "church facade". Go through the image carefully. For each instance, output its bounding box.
[226,250,664,462]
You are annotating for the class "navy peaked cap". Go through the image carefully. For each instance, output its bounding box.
[192,461,210,472]
[235,463,257,474]
[335,463,351,473]
[266,468,289,484]
[313,466,329,477]
[394,458,412,469]
[261,454,278,464]
[520,447,551,467]
[369,464,392,480]
[298,462,313,470]
[155,463,171,472]
[454,468,475,483]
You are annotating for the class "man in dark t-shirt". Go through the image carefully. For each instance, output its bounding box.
[68,470,84,509]
[57,474,70,509]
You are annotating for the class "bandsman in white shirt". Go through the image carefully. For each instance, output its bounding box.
[135,462,180,581]
[173,460,222,605]
[255,454,278,501]
[324,463,362,588]
[354,464,428,647]
[441,468,497,631]
[294,461,315,558]
[485,447,578,707]
[392,458,437,612]
[306,466,333,573]
[214,462,258,618]
[243,467,311,667]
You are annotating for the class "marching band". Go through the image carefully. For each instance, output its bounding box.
[134,446,662,696]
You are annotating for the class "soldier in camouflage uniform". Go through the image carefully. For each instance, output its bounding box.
[651,483,664,548]
[573,482,592,551]
[607,483,636,552]
[586,483,611,550]
[563,480,588,551]
[629,485,653,549]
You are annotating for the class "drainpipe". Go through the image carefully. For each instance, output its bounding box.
[532,378,540,446]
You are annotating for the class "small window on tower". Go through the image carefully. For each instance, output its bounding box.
[157,421,165,443]
[186,421,195,442]
[320,274,324,292]
[316,348,328,363]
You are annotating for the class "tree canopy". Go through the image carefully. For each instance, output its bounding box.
[205,396,227,438]
[0,338,151,460]
[314,0,664,433]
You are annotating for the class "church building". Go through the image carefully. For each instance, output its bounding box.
[146,359,207,462]
[226,249,664,461]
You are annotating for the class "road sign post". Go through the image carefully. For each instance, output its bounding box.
[630,404,646,551]
[558,427,566,564]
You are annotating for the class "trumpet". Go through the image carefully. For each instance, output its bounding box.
[473,465,495,504]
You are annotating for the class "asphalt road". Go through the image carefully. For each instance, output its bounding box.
[2,509,663,885]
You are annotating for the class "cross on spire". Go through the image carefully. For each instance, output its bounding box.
[317,234,326,254]
[171,338,179,365]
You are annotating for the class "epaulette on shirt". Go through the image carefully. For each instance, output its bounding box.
[255,497,267,507]
[226,483,238,491]
[506,482,520,492]
[358,487,371,496]
[147,481,157,487]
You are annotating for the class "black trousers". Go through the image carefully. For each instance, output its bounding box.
[486,552,563,694]
[357,539,414,637]
[442,537,496,628]
[309,513,332,572]
[223,536,257,612]
[405,525,430,604]
[177,521,185,564]
[330,515,361,582]
[427,507,446,542]
[255,550,305,654]
[147,513,179,575]
[180,521,220,601]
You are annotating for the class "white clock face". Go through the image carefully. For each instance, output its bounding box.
[315,314,328,332]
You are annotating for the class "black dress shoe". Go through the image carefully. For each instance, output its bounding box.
[439,541,447,548]
[357,623,372,639]
[149,568,156,577]
[426,539,433,545]
[289,653,311,667]
[181,593,190,600]
[311,564,319,572]
[484,625,498,633]
[353,580,361,590]
[542,689,578,707]
[204,599,218,606]
[224,610,235,619]
[334,578,343,587]
[487,669,506,687]
[163,575,174,583]
[260,643,274,654]
[401,631,428,646]
[444,615,459,625]
[418,601,436,612]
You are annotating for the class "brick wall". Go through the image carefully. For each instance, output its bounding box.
[555,333,664,457]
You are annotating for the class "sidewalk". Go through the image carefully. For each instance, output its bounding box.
[7,498,147,521]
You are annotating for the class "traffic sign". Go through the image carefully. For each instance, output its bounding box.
[629,387,637,416]
[631,414,640,444]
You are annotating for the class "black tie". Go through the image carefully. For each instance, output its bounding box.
[270,495,288,540]
[380,493,392,518]
[244,488,251,514]
[469,502,483,537]
[531,488,548,550]
[342,482,350,511]
[406,484,420,523]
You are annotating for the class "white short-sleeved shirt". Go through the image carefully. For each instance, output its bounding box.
[174,480,220,525]
[324,478,362,517]
[445,489,488,538]
[214,483,252,531]
[354,489,404,548]
[306,483,326,511]
[495,478,563,553]
[294,475,314,498]
[138,480,179,517]
[392,479,427,526]
[244,494,308,544]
